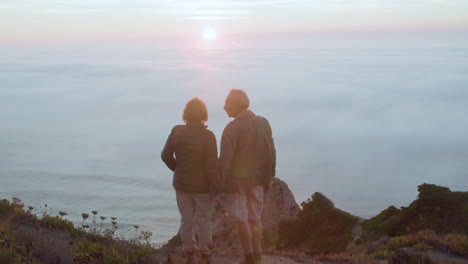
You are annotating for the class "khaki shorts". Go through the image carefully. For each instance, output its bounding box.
[225,185,264,222]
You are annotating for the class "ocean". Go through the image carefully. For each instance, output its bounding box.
[1,39,468,244]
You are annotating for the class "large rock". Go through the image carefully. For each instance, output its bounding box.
[212,178,300,253]
[166,178,301,253]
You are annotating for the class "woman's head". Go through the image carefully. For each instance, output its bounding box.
[183,97,208,123]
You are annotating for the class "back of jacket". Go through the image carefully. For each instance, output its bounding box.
[220,110,276,193]
[161,122,218,193]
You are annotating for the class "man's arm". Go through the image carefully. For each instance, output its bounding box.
[267,120,276,178]
[262,118,276,193]
[161,127,177,171]
[260,117,276,178]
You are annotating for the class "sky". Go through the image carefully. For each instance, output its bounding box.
[1,0,468,46]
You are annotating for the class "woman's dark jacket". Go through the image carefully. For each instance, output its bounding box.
[161,121,219,193]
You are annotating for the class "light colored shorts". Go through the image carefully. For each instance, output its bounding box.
[225,185,264,222]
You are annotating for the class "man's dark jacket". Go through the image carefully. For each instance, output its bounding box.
[219,110,276,193]
[161,121,219,193]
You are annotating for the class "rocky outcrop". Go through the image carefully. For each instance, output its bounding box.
[211,178,300,252]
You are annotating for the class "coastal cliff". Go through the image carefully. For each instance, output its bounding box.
[1,182,467,263]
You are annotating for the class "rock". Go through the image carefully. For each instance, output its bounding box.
[367,236,391,253]
[262,178,302,240]
[166,178,301,253]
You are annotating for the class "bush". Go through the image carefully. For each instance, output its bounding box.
[41,215,76,232]
[73,239,154,263]
[0,199,24,219]
[362,183,468,241]
[277,192,357,255]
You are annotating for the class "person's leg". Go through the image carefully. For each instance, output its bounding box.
[225,191,254,256]
[250,219,262,253]
[193,193,213,256]
[237,219,253,254]
[176,190,196,254]
[247,185,265,263]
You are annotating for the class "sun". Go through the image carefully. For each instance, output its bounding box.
[202,27,217,40]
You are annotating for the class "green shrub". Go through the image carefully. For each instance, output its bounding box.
[0,199,16,214]
[130,246,153,259]
[362,205,401,240]
[374,230,468,259]
[443,234,468,255]
[73,239,154,263]
[362,183,468,241]
[74,240,105,255]
[0,199,24,220]
[277,192,357,255]
[103,244,129,264]
[41,215,76,232]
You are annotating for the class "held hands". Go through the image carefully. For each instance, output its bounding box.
[263,182,271,194]
[210,186,224,200]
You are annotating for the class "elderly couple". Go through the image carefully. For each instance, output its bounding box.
[161,89,276,264]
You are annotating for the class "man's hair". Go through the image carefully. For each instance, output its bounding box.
[227,89,250,110]
[183,97,208,123]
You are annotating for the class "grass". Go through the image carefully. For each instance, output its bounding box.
[364,230,468,263]
[380,230,468,256]
[302,230,468,264]
[0,197,157,264]
[73,240,153,263]
[41,215,76,232]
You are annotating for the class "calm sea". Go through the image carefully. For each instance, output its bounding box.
[1,40,468,244]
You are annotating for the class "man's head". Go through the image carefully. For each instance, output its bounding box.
[224,89,250,118]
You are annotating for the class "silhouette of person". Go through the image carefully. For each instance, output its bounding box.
[162,97,219,264]
[219,89,276,264]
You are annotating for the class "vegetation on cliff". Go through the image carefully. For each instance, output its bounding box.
[362,183,468,241]
[0,198,155,263]
[276,192,358,255]
[1,182,468,263]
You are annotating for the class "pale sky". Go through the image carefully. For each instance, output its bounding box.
[1,0,468,44]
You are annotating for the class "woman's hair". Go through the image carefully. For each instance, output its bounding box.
[182,97,208,123]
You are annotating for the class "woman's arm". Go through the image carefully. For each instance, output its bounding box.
[205,130,220,194]
[161,127,177,171]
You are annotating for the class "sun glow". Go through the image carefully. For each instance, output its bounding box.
[202,27,217,40]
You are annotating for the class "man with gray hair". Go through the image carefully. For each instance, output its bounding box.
[220,89,276,264]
